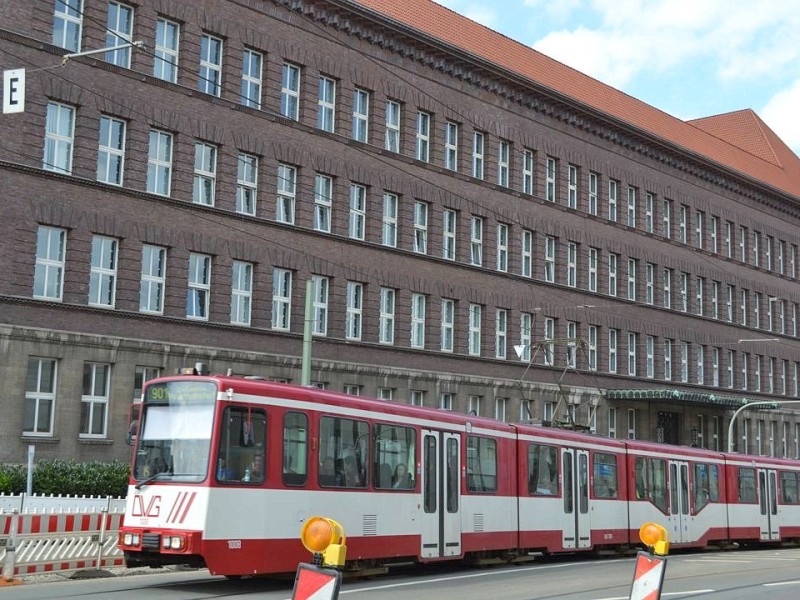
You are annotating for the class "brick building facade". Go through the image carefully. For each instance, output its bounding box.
[2,0,800,464]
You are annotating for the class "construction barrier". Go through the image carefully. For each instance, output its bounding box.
[0,509,124,579]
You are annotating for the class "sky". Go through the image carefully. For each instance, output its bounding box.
[434,0,800,158]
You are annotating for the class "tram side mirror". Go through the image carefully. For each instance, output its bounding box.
[126,420,138,446]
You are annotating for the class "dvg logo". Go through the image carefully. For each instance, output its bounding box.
[131,494,162,517]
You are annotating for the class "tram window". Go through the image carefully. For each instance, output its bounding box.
[446,437,459,512]
[634,457,668,512]
[283,412,308,486]
[693,463,719,511]
[466,436,497,493]
[592,452,618,498]
[738,467,757,503]
[373,423,416,490]
[217,406,266,484]
[563,453,573,513]
[319,416,368,488]
[528,444,558,495]
[780,471,799,504]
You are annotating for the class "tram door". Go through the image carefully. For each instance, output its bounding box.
[758,469,779,541]
[561,448,591,549]
[668,461,691,544]
[420,430,462,559]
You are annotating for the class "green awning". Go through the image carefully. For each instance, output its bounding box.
[604,389,779,409]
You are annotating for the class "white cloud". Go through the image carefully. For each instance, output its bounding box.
[761,80,800,157]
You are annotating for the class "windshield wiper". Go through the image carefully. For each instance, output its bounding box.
[135,472,170,490]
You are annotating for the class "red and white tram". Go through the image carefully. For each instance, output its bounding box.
[118,372,800,577]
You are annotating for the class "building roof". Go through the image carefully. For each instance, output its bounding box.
[351,0,800,201]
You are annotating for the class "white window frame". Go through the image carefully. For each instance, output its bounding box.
[663,199,672,238]
[352,88,370,142]
[96,115,126,185]
[544,236,556,283]
[147,129,172,196]
[588,247,598,293]
[230,260,253,326]
[520,313,533,362]
[567,164,577,209]
[34,226,66,301]
[198,33,222,96]
[236,153,258,216]
[241,48,263,109]
[567,242,577,288]
[663,268,672,309]
[441,298,455,352]
[277,163,296,224]
[498,141,510,187]
[645,192,654,232]
[24,357,57,436]
[588,325,597,371]
[139,244,166,314]
[664,339,673,381]
[588,172,598,215]
[153,17,179,83]
[192,142,217,206]
[317,76,336,132]
[646,336,655,378]
[312,275,329,336]
[416,111,430,162]
[413,201,428,254]
[645,263,654,305]
[607,253,618,297]
[411,293,426,348]
[679,205,688,243]
[472,132,485,179]
[628,332,637,376]
[88,235,118,308]
[385,100,401,152]
[523,149,534,195]
[608,328,618,374]
[627,186,636,228]
[627,258,636,301]
[281,63,301,121]
[382,193,398,247]
[608,179,618,221]
[43,102,75,174]
[495,308,508,359]
[314,174,333,233]
[444,121,459,171]
[345,281,363,340]
[546,157,556,202]
[497,224,509,272]
[379,287,396,344]
[349,184,366,240]
[187,253,211,320]
[471,217,483,266]
[105,1,134,68]
[521,229,533,278]
[443,209,457,261]
[468,303,481,356]
[680,341,689,383]
[53,0,83,52]
[80,362,110,438]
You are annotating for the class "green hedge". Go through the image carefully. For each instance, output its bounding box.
[0,460,130,497]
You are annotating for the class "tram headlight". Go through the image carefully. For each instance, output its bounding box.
[123,533,140,546]
[162,535,185,550]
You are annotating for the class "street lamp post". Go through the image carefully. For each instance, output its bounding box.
[726,400,800,453]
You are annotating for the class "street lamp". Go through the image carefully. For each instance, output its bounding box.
[726,400,800,453]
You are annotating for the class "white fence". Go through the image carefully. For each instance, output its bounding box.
[1,494,127,581]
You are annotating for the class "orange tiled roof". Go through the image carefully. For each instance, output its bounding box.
[351,0,800,200]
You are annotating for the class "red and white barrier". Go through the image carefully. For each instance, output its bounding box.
[0,510,124,580]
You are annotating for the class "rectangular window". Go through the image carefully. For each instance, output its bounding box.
[444,121,459,170]
[754,292,762,329]
[679,205,688,243]
[566,321,577,368]
[410,390,424,407]
[439,393,453,411]
[96,116,126,185]
[588,172,598,215]
[663,268,672,309]
[523,149,534,195]
[193,142,217,206]
[695,210,705,249]
[608,407,617,438]
[679,272,688,312]
[646,336,655,378]
[778,240,785,275]
[710,216,719,253]
[312,275,329,336]
[471,217,484,266]
[546,157,557,202]
[198,34,222,96]
[712,347,720,386]
[588,247,598,292]
[277,163,297,224]
[241,48,263,109]
[696,276,705,316]
[753,231,761,267]
[413,200,428,254]
[140,244,166,314]
[608,329,618,374]
[627,409,636,440]
[472,132,485,179]
[627,259,637,301]
[680,341,689,382]
[272,268,292,330]
[498,141,510,187]
[727,350,735,389]
[545,236,556,283]
[567,164,578,209]
[53,0,83,52]
[147,129,172,196]
[153,17,179,82]
[727,285,735,322]
[627,187,636,227]
[80,363,110,437]
[725,221,734,258]
[43,102,74,174]
[608,179,618,221]
[468,303,482,356]
[567,242,577,288]
[34,226,66,301]
[593,452,618,498]
[739,226,748,262]
[495,309,508,359]
[521,229,533,278]
[352,88,369,142]
[385,100,400,152]
[314,174,333,233]
[382,193,398,247]
[662,199,672,238]
[711,281,720,319]
[520,313,532,362]
[645,193,654,232]
[281,63,301,120]
[628,332,637,376]
[317,76,336,132]
[379,287,395,344]
[497,224,509,272]
[441,298,455,352]
[443,209,457,260]
[607,253,618,296]
[105,2,133,68]
[230,260,253,326]
[349,184,366,240]
[88,235,118,308]
[416,111,430,162]
[696,345,705,384]
[467,436,497,493]
[411,293,426,348]
[345,281,363,340]
[664,339,672,381]
[24,358,57,435]
[236,153,258,216]
[588,325,597,371]
[645,263,654,305]
[187,253,211,320]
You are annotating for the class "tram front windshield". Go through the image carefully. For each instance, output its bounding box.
[133,380,216,483]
